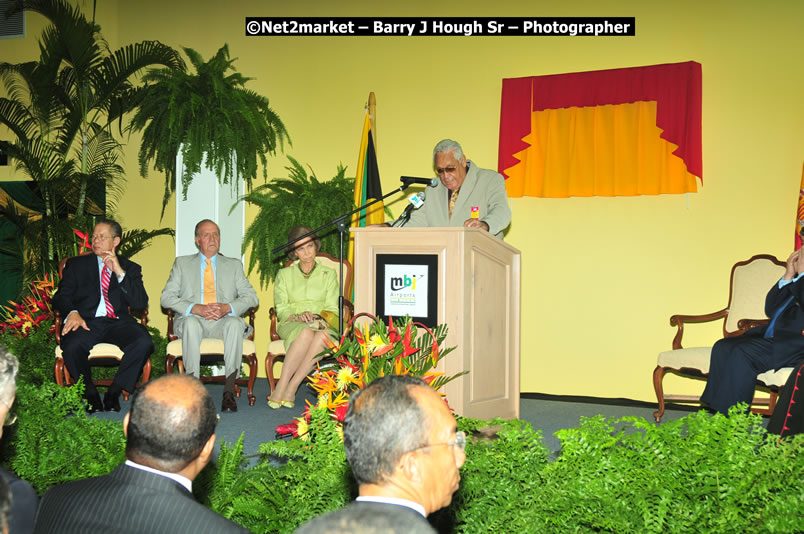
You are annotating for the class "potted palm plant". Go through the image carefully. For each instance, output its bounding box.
[0,0,182,282]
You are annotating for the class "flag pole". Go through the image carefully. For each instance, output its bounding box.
[368,92,377,150]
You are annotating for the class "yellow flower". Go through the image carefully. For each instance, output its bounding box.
[295,416,310,441]
[335,367,357,391]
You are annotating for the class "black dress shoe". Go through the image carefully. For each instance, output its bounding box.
[103,390,121,412]
[85,392,104,414]
[221,391,238,413]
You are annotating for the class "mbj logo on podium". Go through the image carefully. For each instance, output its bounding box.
[384,264,429,317]
[390,273,422,291]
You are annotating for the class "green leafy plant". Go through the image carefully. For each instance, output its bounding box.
[130,44,290,216]
[202,407,353,533]
[6,381,126,494]
[238,157,356,287]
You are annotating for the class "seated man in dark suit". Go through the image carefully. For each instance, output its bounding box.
[295,375,466,534]
[33,374,250,534]
[52,219,153,413]
[702,248,804,414]
[0,345,38,534]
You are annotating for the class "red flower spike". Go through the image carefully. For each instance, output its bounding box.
[333,403,349,422]
[275,422,299,437]
[73,229,91,251]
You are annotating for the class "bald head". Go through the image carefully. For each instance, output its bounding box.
[125,375,216,473]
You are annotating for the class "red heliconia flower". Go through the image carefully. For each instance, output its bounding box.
[371,343,395,357]
[354,328,366,344]
[336,356,361,374]
[275,422,299,438]
[387,317,401,344]
[400,323,420,357]
[333,402,349,422]
[73,229,91,251]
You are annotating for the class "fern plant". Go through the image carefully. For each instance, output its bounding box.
[129,44,290,216]
[7,381,126,493]
[237,157,356,288]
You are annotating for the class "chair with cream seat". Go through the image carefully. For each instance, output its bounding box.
[163,307,258,406]
[653,254,796,422]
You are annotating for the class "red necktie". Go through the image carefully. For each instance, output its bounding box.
[101,266,117,318]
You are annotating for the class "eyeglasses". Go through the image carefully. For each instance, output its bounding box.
[92,234,113,241]
[1,400,16,427]
[412,431,466,453]
[435,166,459,176]
[3,412,16,427]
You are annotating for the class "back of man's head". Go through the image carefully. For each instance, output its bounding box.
[343,375,431,486]
[126,375,216,473]
[0,345,19,405]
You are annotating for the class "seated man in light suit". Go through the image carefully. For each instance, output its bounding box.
[33,375,250,534]
[405,139,512,238]
[295,375,466,534]
[160,219,258,412]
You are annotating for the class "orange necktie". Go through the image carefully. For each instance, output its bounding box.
[203,259,216,304]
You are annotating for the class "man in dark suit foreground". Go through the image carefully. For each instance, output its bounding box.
[295,375,466,534]
[702,248,804,414]
[52,219,153,413]
[33,375,250,534]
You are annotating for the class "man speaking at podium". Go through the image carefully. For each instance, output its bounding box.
[404,139,511,238]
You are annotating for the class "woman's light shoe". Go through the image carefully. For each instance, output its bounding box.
[267,399,281,409]
[281,400,295,409]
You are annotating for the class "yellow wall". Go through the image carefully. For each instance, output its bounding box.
[3,0,803,402]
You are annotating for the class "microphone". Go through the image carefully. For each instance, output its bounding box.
[400,176,439,187]
[392,192,425,227]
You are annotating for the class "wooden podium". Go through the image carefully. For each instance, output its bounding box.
[352,227,521,419]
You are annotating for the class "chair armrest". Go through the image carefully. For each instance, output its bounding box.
[162,307,178,341]
[130,308,149,327]
[669,308,728,350]
[343,299,354,325]
[735,318,769,334]
[245,306,257,340]
[269,307,281,341]
[54,309,63,345]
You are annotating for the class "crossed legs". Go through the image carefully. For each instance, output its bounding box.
[269,328,331,405]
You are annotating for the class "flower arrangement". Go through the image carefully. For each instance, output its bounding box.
[275,314,463,440]
[0,274,57,336]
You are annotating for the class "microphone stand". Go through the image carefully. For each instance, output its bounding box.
[271,182,413,337]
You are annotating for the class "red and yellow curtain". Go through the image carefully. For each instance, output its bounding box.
[498,61,702,198]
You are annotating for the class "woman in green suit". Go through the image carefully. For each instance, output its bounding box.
[268,226,339,408]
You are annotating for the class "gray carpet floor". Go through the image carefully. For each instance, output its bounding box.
[95,378,707,459]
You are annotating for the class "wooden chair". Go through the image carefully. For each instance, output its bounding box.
[53,256,152,400]
[265,253,353,394]
[653,254,795,422]
[164,307,258,406]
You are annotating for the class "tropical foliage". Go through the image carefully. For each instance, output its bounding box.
[238,157,355,287]
[129,44,290,216]
[0,0,181,284]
